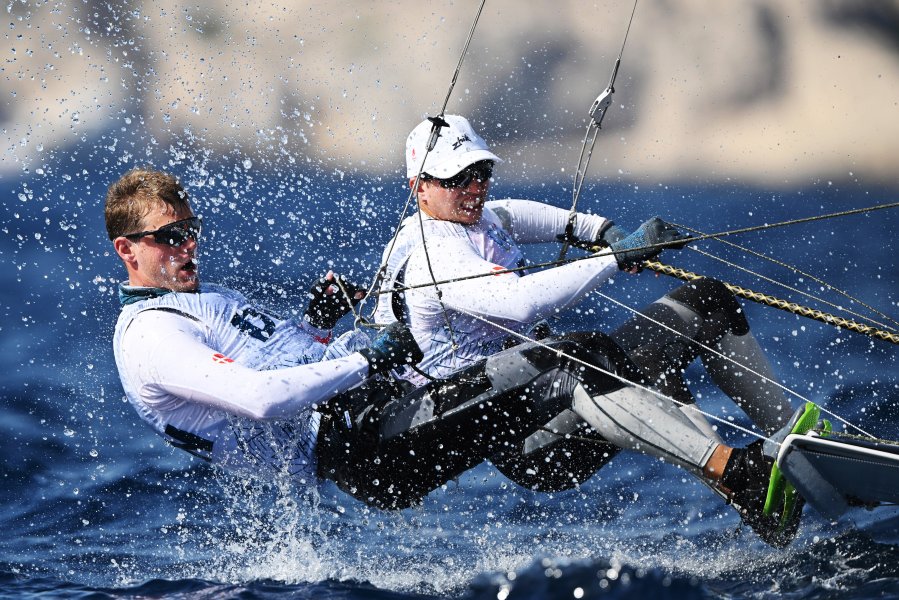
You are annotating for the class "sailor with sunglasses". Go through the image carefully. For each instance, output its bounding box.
[362,115,805,546]
[106,168,423,485]
[376,115,708,392]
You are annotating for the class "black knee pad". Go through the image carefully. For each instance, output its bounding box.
[666,278,749,336]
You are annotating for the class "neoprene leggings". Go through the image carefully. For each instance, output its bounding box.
[611,279,792,434]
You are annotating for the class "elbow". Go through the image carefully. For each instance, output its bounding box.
[241,404,282,421]
[245,393,298,421]
[513,311,542,324]
[254,408,282,421]
[505,294,554,322]
[497,305,547,324]
[244,375,317,421]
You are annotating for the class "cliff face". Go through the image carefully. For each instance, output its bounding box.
[4,0,899,185]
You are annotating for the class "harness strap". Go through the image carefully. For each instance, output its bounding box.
[164,424,214,461]
[390,257,411,323]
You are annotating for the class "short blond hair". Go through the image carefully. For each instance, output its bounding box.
[105,168,190,240]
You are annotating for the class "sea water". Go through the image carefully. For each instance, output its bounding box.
[2,138,898,598]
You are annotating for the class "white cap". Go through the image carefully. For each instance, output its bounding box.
[405,114,502,179]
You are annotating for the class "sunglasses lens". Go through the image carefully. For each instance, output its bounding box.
[449,172,473,188]
[156,231,186,246]
[152,219,201,246]
[441,162,493,188]
[474,165,492,182]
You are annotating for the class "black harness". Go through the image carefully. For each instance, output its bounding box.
[390,258,411,323]
[164,424,214,461]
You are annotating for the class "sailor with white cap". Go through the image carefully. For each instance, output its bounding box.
[365,114,804,547]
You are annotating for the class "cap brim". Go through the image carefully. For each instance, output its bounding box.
[425,149,503,178]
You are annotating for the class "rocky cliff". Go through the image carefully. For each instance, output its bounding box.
[4,0,898,185]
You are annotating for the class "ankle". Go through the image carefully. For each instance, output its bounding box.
[720,440,769,494]
[703,444,733,480]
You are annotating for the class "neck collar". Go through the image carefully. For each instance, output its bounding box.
[118,284,177,306]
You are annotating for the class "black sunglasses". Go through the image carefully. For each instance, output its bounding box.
[423,160,494,189]
[122,216,202,247]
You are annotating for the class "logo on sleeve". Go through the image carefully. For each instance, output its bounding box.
[212,353,234,364]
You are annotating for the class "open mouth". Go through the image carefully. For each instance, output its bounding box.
[181,259,197,274]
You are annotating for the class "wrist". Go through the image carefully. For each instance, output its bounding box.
[598,222,628,247]
[300,317,333,343]
[358,347,387,376]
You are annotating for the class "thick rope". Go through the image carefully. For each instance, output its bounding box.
[675,223,899,332]
[370,201,899,346]
[369,253,899,347]
[644,260,899,346]
[685,245,899,334]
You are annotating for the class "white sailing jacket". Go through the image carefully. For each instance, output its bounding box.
[373,199,619,386]
[113,283,371,484]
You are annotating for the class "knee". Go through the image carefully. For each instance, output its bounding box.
[666,278,749,335]
[550,333,647,388]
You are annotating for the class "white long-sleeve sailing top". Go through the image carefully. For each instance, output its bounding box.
[374,199,619,384]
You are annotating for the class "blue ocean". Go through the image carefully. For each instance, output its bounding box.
[2,133,898,599]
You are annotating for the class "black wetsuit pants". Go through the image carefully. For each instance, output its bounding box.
[316,332,640,510]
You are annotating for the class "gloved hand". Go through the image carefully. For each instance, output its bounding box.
[304,272,365,330]
[358,321,424,375]
[608,217,689,270]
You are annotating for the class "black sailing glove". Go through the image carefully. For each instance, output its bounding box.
[304,272,365,330]
[358,321,424,376]
[608,217,690,270]
[556,220,628,251]
[596,220,628,247]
